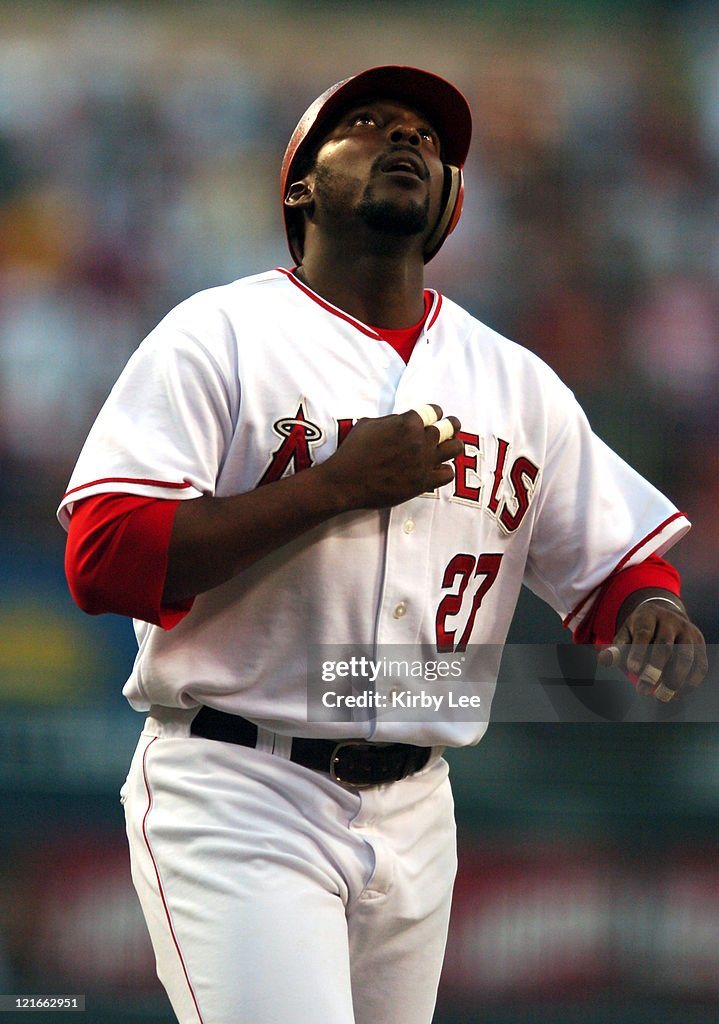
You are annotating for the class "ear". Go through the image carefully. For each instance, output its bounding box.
[284,179,314,209]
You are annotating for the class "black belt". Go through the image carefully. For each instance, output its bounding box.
[190,706,431,789]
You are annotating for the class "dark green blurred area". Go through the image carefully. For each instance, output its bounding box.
[1,0,717,1020]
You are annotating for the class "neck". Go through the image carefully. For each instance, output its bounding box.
[296,238,426,329]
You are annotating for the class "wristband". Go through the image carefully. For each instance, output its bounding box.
[631,595,685,616]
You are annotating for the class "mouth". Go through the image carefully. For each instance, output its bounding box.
[379,151,427,180]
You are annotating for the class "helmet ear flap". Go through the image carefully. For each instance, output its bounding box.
[423,165,464,262]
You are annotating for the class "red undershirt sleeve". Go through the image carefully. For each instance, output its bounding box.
[65,493,194,629]
[572,553,682,647]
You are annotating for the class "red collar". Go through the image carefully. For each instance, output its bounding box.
[370,291,433,364]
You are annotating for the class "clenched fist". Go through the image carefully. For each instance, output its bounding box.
[319,404,463,511]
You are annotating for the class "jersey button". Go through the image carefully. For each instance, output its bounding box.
[393,602,407,619]
[403,518,415,534]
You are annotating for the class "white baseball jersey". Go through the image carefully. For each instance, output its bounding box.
[58,268,689,747]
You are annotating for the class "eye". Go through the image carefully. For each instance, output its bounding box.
[350,111,378,128]
[418,126,440,149]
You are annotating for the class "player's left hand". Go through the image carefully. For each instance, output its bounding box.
[598,598,708,701]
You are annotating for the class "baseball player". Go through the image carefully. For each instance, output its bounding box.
[58,66,707,1024]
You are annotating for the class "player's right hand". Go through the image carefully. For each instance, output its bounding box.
[319,404,463,510]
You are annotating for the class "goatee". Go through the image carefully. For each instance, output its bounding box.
[357,190,430,237]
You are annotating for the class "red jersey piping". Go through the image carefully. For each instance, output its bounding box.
[277,267,441,340]
[426,292,443,330]
[64,477,194,500]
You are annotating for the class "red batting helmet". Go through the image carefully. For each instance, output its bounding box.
[280,65,472,263]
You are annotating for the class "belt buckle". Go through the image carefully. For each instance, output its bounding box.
[330,740,390,789]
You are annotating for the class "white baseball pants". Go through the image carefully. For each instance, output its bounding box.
[122,709,457,1024]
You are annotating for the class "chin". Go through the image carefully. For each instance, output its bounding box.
[358,195,429,238]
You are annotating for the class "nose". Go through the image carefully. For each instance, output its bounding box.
[388,123,422,147]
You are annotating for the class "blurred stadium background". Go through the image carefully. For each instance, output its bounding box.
[1,1,718,1021]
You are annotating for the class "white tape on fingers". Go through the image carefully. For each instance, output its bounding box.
[640,663,663,687]
[435,417,455,444]
[604,645,621,668]
[654,682,676,702]
[411,403,439,427]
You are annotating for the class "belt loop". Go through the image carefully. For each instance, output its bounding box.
[255,726,278,755]
[146,705,198,738]
[271,732,293,760]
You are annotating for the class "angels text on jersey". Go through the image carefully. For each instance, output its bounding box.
[258,400,541,538]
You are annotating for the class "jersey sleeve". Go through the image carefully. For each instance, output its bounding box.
[57,294,240,529]
[523,380,690,632]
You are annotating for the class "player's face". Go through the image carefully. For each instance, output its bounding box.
[306,99,446,247]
